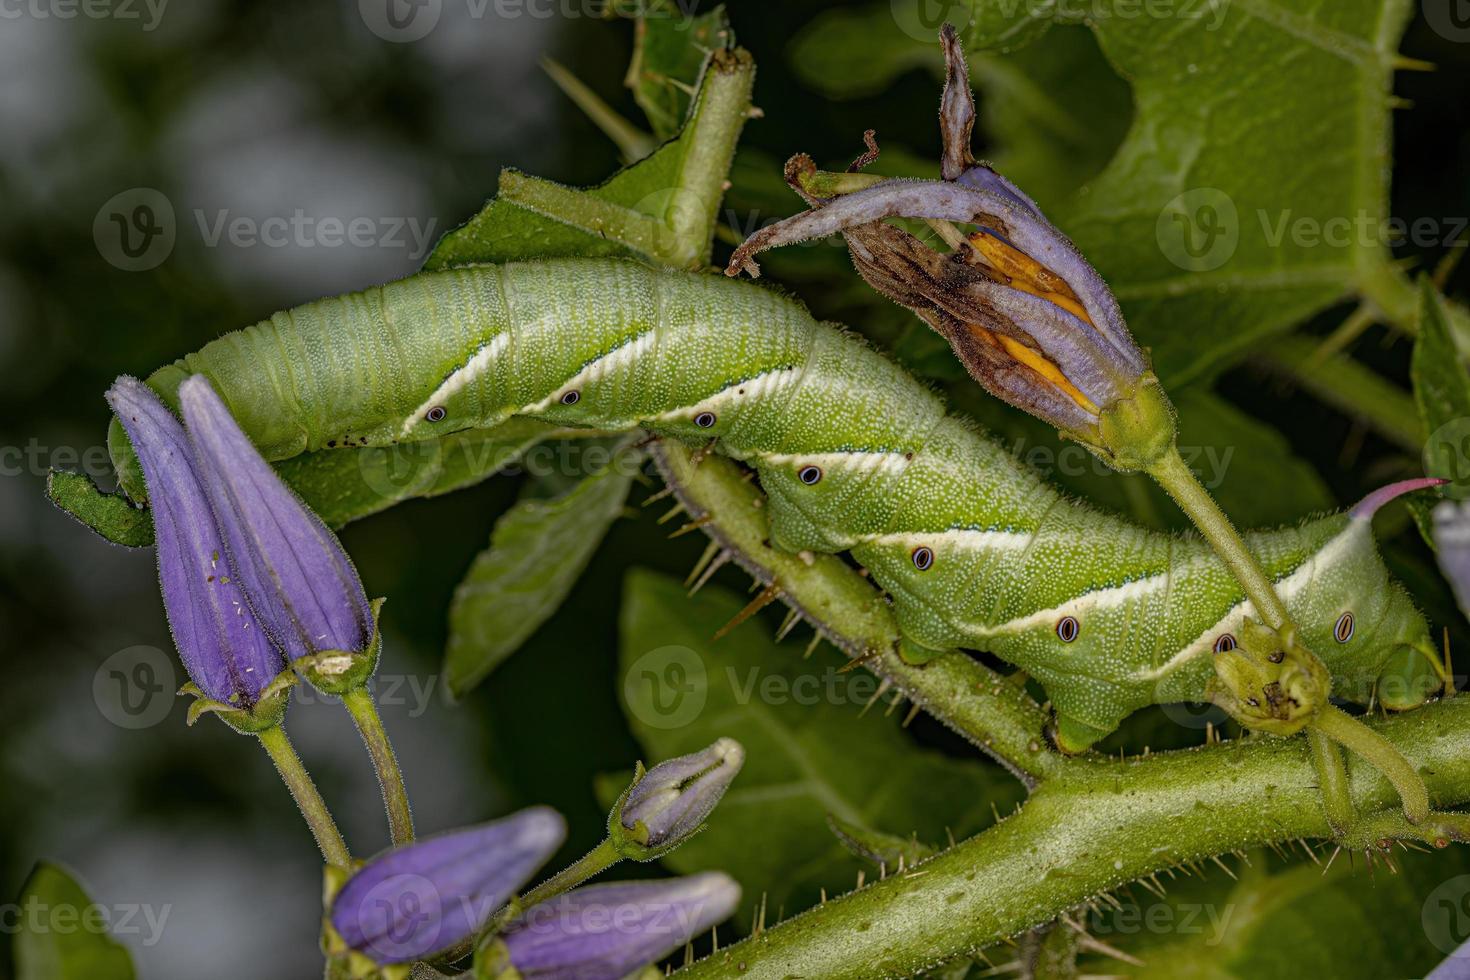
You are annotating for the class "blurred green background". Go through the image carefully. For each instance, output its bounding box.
[3,2,1470,977]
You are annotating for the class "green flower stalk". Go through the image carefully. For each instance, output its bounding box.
[724,22,1444,830]
[177,374,414,844]
[105,376,349,867]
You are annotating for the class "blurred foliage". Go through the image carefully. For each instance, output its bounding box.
[1077,846,1470,978]
[614,570,1022,922]
[12,864,135,980]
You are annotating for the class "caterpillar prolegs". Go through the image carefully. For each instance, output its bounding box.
[108,257,1442,750]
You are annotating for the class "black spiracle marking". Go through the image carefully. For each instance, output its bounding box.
[911,546,933,571]
[1056,616,1079,643]
[694,411,717,428]
[425,406,447,423]
[798,465,823,485]
[1334,612,1355,643]
[561,390,580,405]
[1212,633,1236,654]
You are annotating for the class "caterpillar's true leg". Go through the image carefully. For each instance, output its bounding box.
[1377,638,1453,708]
[1050,714,1110,756]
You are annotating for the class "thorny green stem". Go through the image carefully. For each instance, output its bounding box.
[341,686,415,846]
[498,47,754,271]
[257,725,351,869]
[651,441,1060,785]
[671,697,1470,980]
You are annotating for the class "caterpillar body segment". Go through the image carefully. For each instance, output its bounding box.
[109,259,1441,748]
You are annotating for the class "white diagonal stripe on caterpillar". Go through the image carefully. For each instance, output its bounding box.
[1133,522,1366,682]
[520,328,660,416]
[400,331,512,436]
[642,365,806,425]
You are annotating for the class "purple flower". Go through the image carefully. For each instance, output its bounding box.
[105,377,284,710]
[177,375,376,667]
[723,25,1173,468]
[490,874,740,980]
[331,806,567,965]
[618,739,744,851]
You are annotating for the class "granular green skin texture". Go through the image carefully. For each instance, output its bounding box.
[108,258,1436,746]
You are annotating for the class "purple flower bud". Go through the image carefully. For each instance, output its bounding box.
[105,377,284,709]
[331,806,567,965]
[618,738,744,851]
[177,375,375,665]
[492,873,740,980]
[722,24,1177,470]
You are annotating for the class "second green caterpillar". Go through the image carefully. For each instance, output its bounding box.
[109,258,1442,750]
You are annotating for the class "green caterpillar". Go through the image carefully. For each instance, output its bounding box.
[108,257,1442,750]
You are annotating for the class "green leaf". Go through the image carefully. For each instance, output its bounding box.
[790,17,1130,207]
[1076,847,1470,978]
[626,2,732,139]
[1414,276,1470,495]
[46,471,154,547]
[424,43,753,272]
[987,0,1429,383]
[276,418,565,529]
[617,568,1022,921]
[12,863,136,980]
[825,813,934,870]
[444,446,638,695]
[947,383,1334,532]
[56,419,565,547]
[796,2,1470,383]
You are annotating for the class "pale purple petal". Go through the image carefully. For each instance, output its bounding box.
[620,739,744,847]
[105,377,283,705]
[1434,498,1470,622]
[501,873,740,980]
[178,375,373,659]
[1428,935,1470,979]
[332,807,566,965]
[726,179,1144,378]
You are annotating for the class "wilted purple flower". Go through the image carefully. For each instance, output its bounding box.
[488,873,740,980]
[618,738,744,851]
[331,806,567,965]
[105,377,284,710]
[724,25,1172,468]
[177,375,375,666]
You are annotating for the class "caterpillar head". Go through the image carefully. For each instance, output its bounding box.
[1207,619,1331,736]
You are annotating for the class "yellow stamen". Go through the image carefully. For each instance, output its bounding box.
[994,332,1099,415]
[965,231,1095,327]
